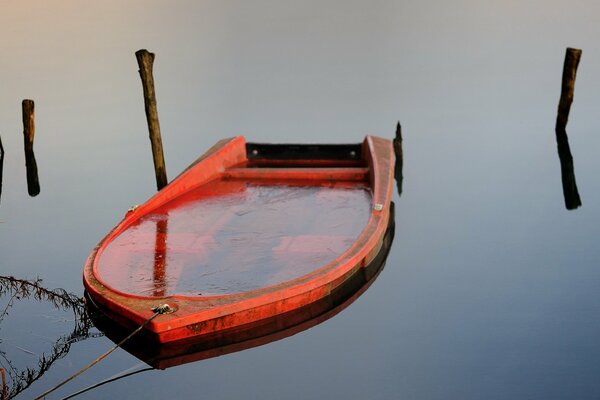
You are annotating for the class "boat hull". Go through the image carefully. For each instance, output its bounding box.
[87,202,394,367]
[83,135,394,343]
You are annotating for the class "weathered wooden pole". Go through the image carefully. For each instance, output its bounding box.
[135,49,168,191]
[1,367,6,400]
[555,47,582,210]
[393,121,403,197]
[0,135,4,204]
[556,48,582,131]
[22,99,40,197]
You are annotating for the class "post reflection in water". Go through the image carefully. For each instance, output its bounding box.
[88,202,395,370]
[393,122,403,198]
[556,130,581,210]
[153,218,169,297]
[24,149,40,198]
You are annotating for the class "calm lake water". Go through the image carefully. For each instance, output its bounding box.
[1,1,600,399]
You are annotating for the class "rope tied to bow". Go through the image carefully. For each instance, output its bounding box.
[33,304,173,400]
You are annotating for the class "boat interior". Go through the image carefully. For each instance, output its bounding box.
[95,140,376,298]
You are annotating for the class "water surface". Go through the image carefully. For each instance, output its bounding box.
[1,1,600,399]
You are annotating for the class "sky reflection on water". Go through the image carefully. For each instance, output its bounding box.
[1,1,600,399]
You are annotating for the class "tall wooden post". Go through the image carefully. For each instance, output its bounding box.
[0,135,4,204]
[22,99,40,197]
[135,49,168,191]
[1,367,6,400]
[555,48,582,210]
[556,48,582,131]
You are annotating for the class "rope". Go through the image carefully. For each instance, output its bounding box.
[33,304,172,400]
[59,365,154,400]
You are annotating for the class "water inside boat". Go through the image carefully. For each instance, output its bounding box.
[97,179,371,297]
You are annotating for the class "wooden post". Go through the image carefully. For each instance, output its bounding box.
[556,48,582,131]
[0,135,4,204]
[135,49,168,191]
[1,367,6,400]
[22,99,40,197]
[555,48,582,210]
[393,121,403,197]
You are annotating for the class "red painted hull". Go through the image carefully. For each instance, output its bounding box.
[87,206,394,368]
[83,135,394,343]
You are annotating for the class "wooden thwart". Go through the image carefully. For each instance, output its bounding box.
[224,167,369,181]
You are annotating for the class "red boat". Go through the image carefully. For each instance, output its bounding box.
[83,135,394,343]
[89,209,393,368]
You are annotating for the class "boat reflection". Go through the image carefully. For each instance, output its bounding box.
[88,202,395,370]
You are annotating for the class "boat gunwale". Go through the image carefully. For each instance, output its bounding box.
[83,135,393,339]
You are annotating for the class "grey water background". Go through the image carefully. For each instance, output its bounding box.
[1,1,600,398]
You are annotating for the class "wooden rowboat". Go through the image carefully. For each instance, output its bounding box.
[83,135,394,343]
[88,205,394,368]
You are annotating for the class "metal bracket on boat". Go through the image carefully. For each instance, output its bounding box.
[373,203,384,211]
[152,303,175,314]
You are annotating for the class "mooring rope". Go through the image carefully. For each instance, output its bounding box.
[59,364,154,400]
[33,304,172,400]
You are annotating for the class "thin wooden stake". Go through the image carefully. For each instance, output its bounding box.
[135,49,168,191]
[1,367,6,400]
[555,48,582,210]
[0,135,4,204]
[22,99,40,197]
[393,122,403,197]
[556,48,582,131]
